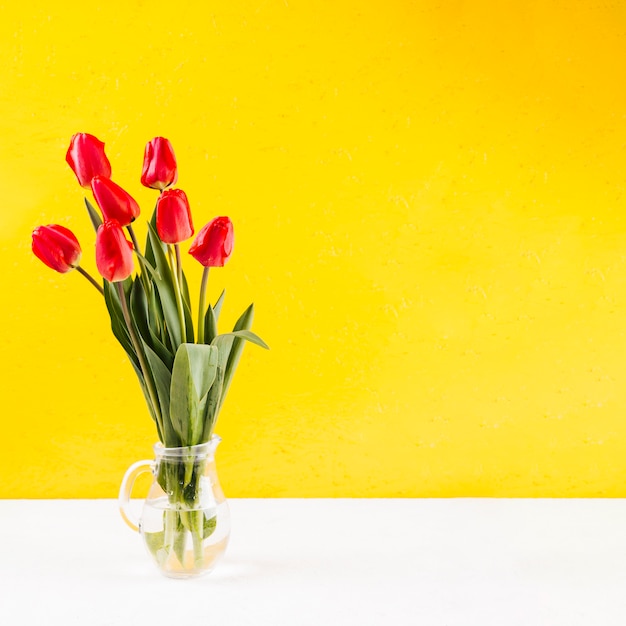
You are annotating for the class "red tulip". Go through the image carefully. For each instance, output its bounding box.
[96,220,134,282]
[66,133,112,188]
[188,216,234,267]
[156,189,194,244]
[32,224,82,273]
[141,137,178,190]
[91,176,140,227]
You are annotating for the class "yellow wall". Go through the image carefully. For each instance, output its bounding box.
[2,0,626,497]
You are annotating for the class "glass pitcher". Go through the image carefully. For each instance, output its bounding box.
[119,435,230,578]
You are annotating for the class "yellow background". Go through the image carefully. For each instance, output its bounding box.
[2,0,626,497]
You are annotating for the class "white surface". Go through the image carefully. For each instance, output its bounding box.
[1,499,626,625]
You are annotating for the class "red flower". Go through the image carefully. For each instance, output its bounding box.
[156,189,194,244]
[66,133,112,188]
[96,220,134,282]
[141,137,178,190]
[91,176,141,227]
[188,216,234,267]
[31,224,82,273]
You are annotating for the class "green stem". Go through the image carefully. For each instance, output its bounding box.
[127,224,142,256]
[127,224,152,296]
[175,244,184,295]
[115,281,165,441]
[75,266,104,295]
[197,267,209,344]
[167,245,187,342]
[190,510,204,566]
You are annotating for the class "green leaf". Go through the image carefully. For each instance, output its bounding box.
[130,277,175,370]
[213,289,226,322]
[203,334,235,439]
[144,201,161,268]
[103,279,167,440]
[144,277,175,361]
[170,343,219,445]
[182,287,195,343]
[233,303,255,332]
[84,197,102,231]
[146,223,172,285]
[143,530,165,559]
[203,305,218,345]
[136,375,162,437]
[103,281,139,371]
[173,513,187,565]
[181,270,192,315]
[143,342,179,447]
[144,225,182,349]
[203,515,217,539]
[173,528,186,566]
[188,344,219,402]
[141,229,193,347]
[219,303,255,412]
[130,280,151,343]
[221,329,269,350]
[147,325,174,371]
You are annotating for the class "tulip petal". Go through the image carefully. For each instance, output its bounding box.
[188,216,234,267]
[32,224,82,273]
[92,176,141,227]
[156,188,194,244]
[141,137,178,190]
[66,133,111,188]
[95,220,134,282]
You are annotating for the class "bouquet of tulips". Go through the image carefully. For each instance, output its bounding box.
[32,133,267,568]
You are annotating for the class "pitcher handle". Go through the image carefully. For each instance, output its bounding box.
[119,460,153,532]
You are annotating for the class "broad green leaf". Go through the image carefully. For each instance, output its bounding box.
[186,343,219,401]
[84,197,102,231]
[170,343,219,445]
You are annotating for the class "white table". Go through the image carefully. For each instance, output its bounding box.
[1,499,626,625]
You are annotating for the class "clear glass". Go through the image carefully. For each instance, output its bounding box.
[119,435,230,578]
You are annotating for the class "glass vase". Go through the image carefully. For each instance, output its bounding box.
[119,435,230,578]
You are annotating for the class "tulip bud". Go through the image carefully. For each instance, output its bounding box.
[66,133,112,188]
[96,220,134,282]
[32,224,82,273]
[188,216,234,267]
[141,137,178,190]
[91,176,141,227]
[156,188,194,244]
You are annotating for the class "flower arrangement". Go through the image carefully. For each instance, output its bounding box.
[32,133,268,572]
